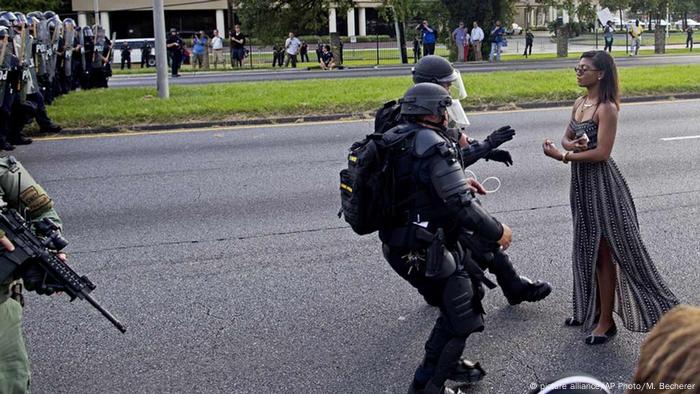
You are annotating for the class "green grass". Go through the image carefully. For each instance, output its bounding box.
[48,64,700,130]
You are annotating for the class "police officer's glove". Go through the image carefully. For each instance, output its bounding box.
[485,125,516,148]
[485,149,513,167]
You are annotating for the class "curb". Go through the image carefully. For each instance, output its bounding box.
[58,93,700,135]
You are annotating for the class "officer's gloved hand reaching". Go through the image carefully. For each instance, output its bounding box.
[485,125,516,148]
[484,149,513,166]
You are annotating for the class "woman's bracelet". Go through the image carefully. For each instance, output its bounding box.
[562,151,570,164]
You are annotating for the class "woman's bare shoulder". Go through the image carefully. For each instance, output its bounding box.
[598,101,619,115]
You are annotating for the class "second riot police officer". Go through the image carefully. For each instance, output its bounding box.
[378,83,517,393]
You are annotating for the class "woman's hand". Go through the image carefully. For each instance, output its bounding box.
[572,135,589,152]
[498,223,513,250]
[542,139,564,161]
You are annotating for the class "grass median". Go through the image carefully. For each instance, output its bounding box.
[49,64,700,131]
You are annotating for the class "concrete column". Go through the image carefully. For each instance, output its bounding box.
[329,8,337,34]
[562,9,570,24]
[358,7,366,36]
[347,8,356,37]
[548,6,556,23]
[100,11,110,36]
[216,9,226,35]
[78,12,88,28]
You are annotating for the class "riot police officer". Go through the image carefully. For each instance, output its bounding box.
[8,12,62,136]
[0,25,30,150]
[89,25,110,88]
[376,55,551,310]
[380,83,513,393]
[0,155,65,392]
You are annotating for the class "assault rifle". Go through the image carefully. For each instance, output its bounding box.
[0,207,127,333]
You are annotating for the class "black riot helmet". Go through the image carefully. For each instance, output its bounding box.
[27,11,45,21]
[0,15,13,38]
[63,18,75,29]
[412,55,467,100]
[14,12,27,28]
[0,11,17,25]
[0,26,8,40]
[399,83,453,118]
[43,11,57,20]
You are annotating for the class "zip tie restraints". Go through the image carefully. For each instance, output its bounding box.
[464,169,501,194]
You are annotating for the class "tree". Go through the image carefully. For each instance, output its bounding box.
[672,0,700,29]
[237,0,352,45]
[0,0,64,13]
[599,0,631,30]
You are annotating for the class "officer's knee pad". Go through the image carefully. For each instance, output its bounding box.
[442,273,484,336]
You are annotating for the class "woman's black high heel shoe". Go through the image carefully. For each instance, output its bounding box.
[585,323,617,345]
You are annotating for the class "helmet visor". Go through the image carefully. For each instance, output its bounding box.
[446,99,470,128]
[437,70,467,100]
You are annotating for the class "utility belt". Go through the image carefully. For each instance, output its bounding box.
[383,224,496,289]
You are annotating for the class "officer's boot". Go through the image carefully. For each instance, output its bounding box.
[487,251,552,305]
[409,316,451,393]
[422,337,468,394]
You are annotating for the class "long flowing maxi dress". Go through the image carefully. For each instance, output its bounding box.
[568,115,679,333]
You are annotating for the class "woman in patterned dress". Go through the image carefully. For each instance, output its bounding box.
[541,51,679,345]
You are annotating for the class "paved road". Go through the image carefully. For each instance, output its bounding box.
[15,99,700,393]
[109,54,700,87]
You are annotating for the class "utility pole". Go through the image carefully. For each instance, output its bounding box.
[93,0,100,25]
[153,0,169,99]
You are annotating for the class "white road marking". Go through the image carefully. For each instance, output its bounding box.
[661,135,700,141]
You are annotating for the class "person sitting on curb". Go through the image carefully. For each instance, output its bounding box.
[319,44,335,70]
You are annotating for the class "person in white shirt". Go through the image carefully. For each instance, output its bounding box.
[284,32,302,68]
[210,29,225,68]
[470,22,485,61]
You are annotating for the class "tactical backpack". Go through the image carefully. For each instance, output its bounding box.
[373,100,402,134]
[338,124,419,235]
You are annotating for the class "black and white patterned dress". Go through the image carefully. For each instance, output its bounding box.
[568,110,679,333]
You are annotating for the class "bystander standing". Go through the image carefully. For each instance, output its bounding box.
[489,20,505,62]
[523,29,534,57]
[470,21,484,61]
[629,20,642,56]
[686,26,694,51]
[210,29,225,68]
[192,31,207,69]
[416,20,437,55]
[284,32,301,68]
[603,21,614,52]
[230,24,246,68]
[452,21,470,62]
[300,41,309,62]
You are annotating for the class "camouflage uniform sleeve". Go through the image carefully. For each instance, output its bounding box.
[0,157,62,231]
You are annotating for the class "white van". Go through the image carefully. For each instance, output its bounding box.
[112,38,156,67]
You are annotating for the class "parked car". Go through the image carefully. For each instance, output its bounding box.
[112,38,156,67]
